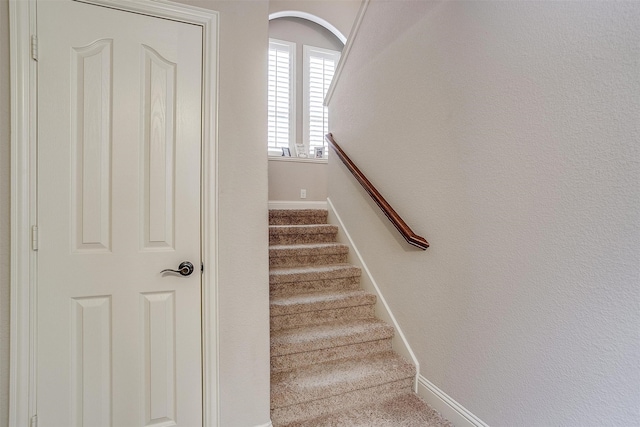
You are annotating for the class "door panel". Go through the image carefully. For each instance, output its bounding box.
[71,38,113,252]
[71,295,112,427]
[37,1,203,425]
[142,45,177,251]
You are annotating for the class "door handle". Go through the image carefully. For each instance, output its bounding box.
[161,261,194,277]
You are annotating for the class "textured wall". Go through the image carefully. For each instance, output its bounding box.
[328,1,640,426]
[268,159,328,201]
[0,0,10,425]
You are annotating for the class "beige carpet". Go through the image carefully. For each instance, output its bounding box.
[269,209,453,426]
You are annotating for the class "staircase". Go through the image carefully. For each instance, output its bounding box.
[269,209,452,426]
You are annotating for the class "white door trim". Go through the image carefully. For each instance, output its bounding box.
[9,1,220,425]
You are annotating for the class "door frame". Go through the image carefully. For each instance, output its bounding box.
[9,0,220,425]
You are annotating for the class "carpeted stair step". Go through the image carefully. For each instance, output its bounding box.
[269,209,328,226]
[269,224,338,245]
[270,351,416,426]
[270,290,376,331]
[269,243,349,268]
[271,351,415,408]
[271,318,394,372]
[272,378,414,426]
[270,290,375,317]
[269,264,362,297]
[288,392,454,427]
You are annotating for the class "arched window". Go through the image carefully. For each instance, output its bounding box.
[268,15,343,158]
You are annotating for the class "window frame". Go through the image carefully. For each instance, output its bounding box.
[302,44,341,159]
[268,38,296,156]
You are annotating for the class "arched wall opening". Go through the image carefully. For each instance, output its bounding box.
[269,11,347,44]
[268,12,345,204]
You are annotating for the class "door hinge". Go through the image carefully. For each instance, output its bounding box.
[30,415,37,427]
[31,35,38,61]
[201,262,204,273]
[31,225,38,251]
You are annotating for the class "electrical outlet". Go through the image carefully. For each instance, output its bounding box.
[300,189,307,199]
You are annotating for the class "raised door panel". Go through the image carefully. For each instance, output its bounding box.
[141,46,176,251]
[141,292,177,427]
[71,39,113,252]
[71,296,113,427]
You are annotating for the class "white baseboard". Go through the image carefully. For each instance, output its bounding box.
[326,197,420,393]
[253,421,273,427]
[417,375,489,427]
[268,200,328,210]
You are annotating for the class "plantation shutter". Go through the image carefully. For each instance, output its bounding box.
[304,46,340,157]
[268,39,295,152]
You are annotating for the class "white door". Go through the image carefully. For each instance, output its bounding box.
[37,1,203,426]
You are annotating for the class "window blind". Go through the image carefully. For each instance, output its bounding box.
[304,46,340,157]
[268,40,295,152]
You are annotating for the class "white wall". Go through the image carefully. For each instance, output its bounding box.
[328,1,640,426]
[2,1,271,425]
[0,0,10,425]
[269,158,328,202]
[176,1,271,425]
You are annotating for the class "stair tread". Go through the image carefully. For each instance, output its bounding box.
[271,290,375,316]
[270,264,361,283]
[270,243,349,268]
[270,224,338,233]
[270,209,328,216]
[271,318,394,357]
[269,209,329,225]
[270,224,339,245]
[270,242,349,254]
[290,392,453,427]
[271,351,415,408]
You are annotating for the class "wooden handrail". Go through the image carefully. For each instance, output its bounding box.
[325,133,429,250]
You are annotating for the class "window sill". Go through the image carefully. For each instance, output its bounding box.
[268,156,328,164]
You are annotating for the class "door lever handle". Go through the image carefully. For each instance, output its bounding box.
[161,261,194,277]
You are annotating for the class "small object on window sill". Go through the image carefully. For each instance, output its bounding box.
[314,147,324,159]
[282,147,291,157]
[295,144,307,158]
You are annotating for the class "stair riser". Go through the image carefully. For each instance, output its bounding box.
[269,232,337,245]
[270,277,361,298]
[271,305,375,331]
[271,293,375,317]
[272,324,393,357]
[269,214,328,226]
[271,321,393,357]
[270,266,361,285]
[271,338,392,373]
[271,378,414,426]
[270,253,348,268]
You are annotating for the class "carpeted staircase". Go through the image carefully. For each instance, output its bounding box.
[269,209,453,426]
